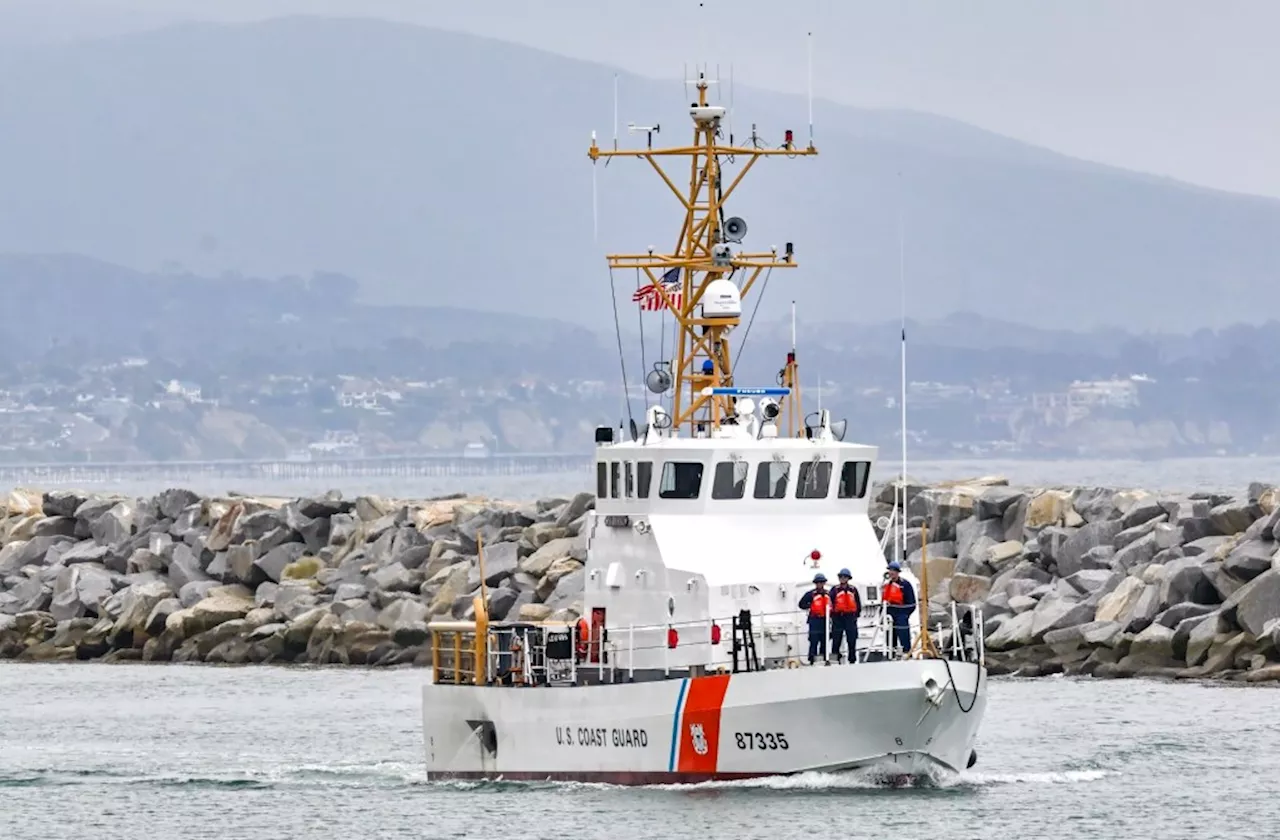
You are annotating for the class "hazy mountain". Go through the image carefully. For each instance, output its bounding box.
[1,16,1278,332]
[0,0,178,45]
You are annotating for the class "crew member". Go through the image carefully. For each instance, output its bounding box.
[882,562,916,654]
[829,568,862,663]
[575,616,590,663]
[797,572,831,664]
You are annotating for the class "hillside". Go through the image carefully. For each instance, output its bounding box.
[0,253,1278,460]
[1,16,1279,331]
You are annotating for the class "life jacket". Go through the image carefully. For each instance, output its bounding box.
[833,586,859,614]
[575,618,590,656]
[883,580,904,606]
[808,591,831,618]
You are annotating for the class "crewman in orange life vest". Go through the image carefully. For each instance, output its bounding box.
[797,573,831,664]
[882,561,916,653]
[575,617,590,662]
[828,568,862,663]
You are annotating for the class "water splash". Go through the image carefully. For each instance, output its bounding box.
[417,767,1112,795]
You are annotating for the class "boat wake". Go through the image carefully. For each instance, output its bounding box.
[419,767,1112,794]
[641,767,1110,793]
[1,764,1108,794]
[0,761,428,790]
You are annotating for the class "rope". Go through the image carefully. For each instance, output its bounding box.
[607,266,635,431]
[940,648,981,714]
[731,265,772,376]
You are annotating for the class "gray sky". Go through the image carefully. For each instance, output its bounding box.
[7,0,1280,198]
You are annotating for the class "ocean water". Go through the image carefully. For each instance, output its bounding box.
[7,455,1279,501]
[0,664,1273,840]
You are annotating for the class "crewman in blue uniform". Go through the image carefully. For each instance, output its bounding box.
[881,561,916,654]
[828,568,862,663]
[797,572,831,664]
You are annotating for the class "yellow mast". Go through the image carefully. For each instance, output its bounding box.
[910,523,940,659]
[588,70,816,435]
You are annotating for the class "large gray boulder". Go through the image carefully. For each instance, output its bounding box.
[112,581,175,636]
[1121,583,1162,633]
[0,577,51,615]
[1121,497,1170,530]
[1113,515,1167,552]
[1057,520,1124,578]
[1113,533,1160,573]
[1222,541,1276,582]
[975,487,1025,521]
[1043,620,1123,654]
[478,540,519,587]
[1159,556,1219,608]
[253,543,307,584]
[985,610,1036,651]
[167,544,209,591]
[954,517,1006,572]
[1222,569,1280,638]
[1208,500,1261,536]
[49,564,117,621]
[1029,594,1095,641]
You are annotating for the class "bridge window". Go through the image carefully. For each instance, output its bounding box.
[636,461,653,498]
[610,462,621,498]
[625,462,635,498]
[838,460,871,499]
[796,460,833,499]
[753,461,789,499]
[659,462,703,499]
[711,461,748,499]
[596,462,608,498]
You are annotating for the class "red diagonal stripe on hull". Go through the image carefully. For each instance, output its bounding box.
[676,674,731,774]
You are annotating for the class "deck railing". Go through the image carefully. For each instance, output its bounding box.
[429,600,984,688]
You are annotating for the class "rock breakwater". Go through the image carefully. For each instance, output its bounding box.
[0,479,1277,682]
[0,488,591,666]
[873,477,1280,683]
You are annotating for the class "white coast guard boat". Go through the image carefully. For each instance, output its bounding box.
[422,67,987,785]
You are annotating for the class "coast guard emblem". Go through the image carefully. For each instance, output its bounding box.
[689,723,709,755]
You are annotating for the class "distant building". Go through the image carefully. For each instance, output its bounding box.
[164,379,202,402]
[1068,379,1140,409]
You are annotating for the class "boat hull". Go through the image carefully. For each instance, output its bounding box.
[422,659,985,784]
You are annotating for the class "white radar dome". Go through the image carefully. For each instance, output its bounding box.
[701,278,742,318]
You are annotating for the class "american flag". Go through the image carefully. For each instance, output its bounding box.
[632,267,682,312]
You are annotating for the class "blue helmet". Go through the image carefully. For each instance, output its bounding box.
[838,568,852,579]
[887,561,901,571]
[812,572,827,583]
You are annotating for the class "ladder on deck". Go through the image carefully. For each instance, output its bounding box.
[730,609,761,673]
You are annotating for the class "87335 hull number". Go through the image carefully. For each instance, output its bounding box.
[734,732,788,750]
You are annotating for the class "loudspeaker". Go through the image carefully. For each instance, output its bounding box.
[646,367,673,394]
[723,216,748,243]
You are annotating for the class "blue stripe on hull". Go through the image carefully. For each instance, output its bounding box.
[666,678,689,772]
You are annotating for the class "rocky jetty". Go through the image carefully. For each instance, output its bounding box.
[0,479,1277,682]
[871,477,1280,683]
[0,488,590,666]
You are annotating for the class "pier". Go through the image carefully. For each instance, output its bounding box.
[0,453,594,486]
